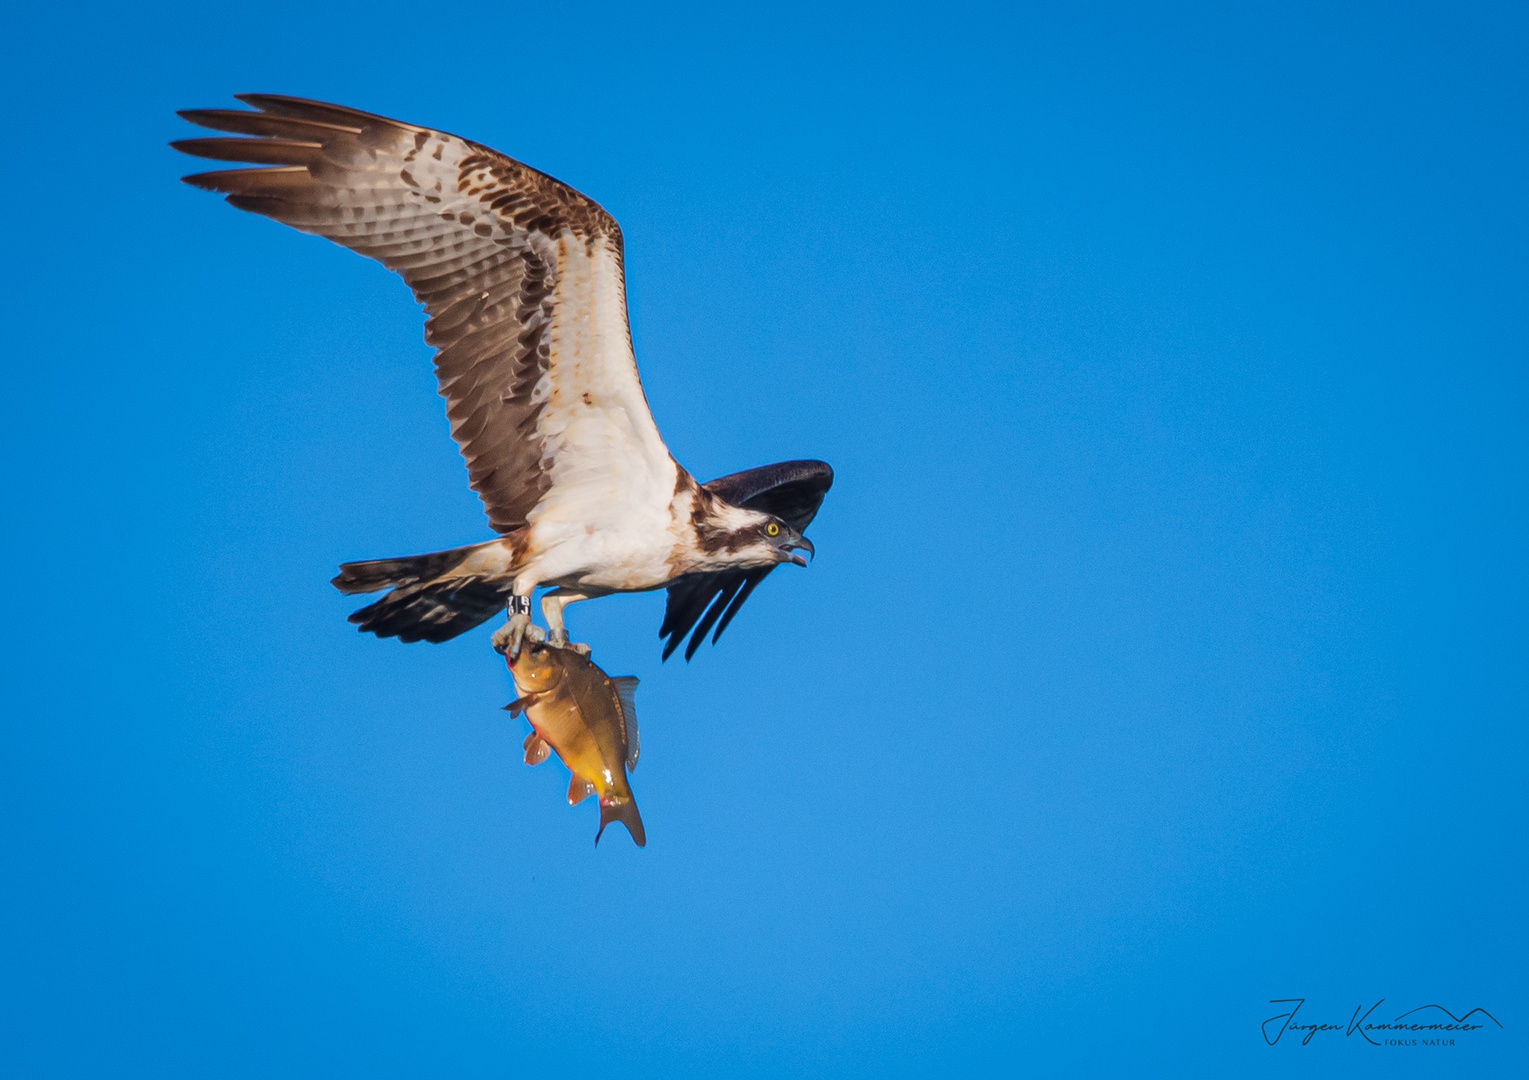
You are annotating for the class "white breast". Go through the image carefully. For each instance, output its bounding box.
[520,232,681,591]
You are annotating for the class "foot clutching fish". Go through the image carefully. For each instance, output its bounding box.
[505,643,646,847]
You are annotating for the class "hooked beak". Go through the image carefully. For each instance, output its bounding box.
[780,533,814,567]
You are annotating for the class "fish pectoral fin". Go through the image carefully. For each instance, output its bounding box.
[502,696,536,718]
[567,776,595,806]
[610,676,640,771]
[522,732,550,766]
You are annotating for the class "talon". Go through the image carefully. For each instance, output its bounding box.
[544,628,589,656]
[492,612,534,659]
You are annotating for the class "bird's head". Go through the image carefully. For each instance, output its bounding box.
[750,512,815,567]
[695,500,815,571]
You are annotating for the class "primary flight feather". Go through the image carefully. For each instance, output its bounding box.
[174,95,831,658]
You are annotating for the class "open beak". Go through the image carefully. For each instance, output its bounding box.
[780,533,814,567]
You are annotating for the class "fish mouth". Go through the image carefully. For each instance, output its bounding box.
[779,535,814,567]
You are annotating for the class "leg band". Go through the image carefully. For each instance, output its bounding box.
[507,595,531,617]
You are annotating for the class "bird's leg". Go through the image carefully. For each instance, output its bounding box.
[491,594,544,658]
[541,588,593,656]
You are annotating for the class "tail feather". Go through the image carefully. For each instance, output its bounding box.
[331,543,485,595]
[331,542,511,644]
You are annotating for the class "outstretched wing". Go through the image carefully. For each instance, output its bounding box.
[659,459,833,660]
[175,95,676,535]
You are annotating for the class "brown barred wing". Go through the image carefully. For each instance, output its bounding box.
[173,94,626,535]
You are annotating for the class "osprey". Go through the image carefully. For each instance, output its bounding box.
[175,95,832,659]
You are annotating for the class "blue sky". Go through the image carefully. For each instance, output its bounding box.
[1,2,1524,1076]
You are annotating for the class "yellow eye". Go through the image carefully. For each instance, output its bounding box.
[766,522,780,537]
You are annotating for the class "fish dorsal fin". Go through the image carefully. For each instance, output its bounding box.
[567,776,594,806]
[610,676,640,770]
[522,732,549,766]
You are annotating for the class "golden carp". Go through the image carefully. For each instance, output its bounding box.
[505,643,645,847]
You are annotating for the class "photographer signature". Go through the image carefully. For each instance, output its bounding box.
[1262,999,1502,1047]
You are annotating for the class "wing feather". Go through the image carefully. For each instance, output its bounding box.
[176,94,672,534]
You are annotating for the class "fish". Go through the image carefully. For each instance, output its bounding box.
[505,642,646,847]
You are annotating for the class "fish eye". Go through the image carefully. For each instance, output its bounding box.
[766,522,780,537]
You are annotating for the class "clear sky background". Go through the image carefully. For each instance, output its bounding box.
[1,2,1524,1076]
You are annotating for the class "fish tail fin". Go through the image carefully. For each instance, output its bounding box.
[596,797,646,848]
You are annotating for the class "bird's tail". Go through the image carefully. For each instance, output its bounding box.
[331,541,512,644]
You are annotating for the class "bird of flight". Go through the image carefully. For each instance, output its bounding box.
[175,95,832,660]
